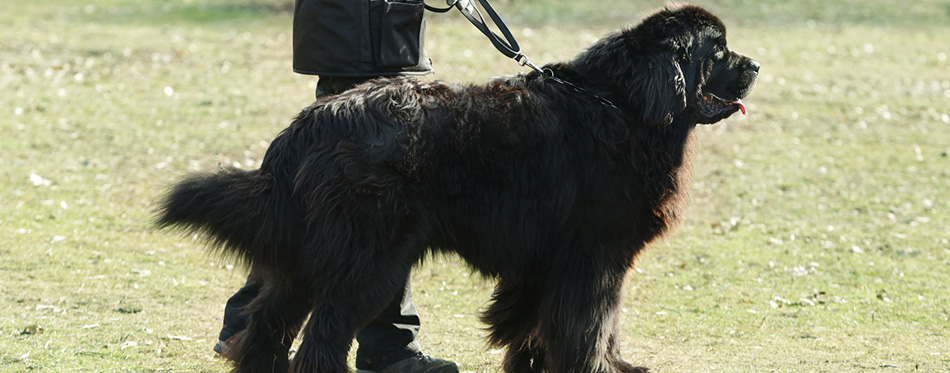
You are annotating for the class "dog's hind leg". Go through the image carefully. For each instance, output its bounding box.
[225,269,312,373]
[288,213,428,373]
[289,260,419,373]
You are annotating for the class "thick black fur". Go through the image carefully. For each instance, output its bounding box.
[158,5,757,373]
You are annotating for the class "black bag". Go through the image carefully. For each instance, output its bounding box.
[293,0,433,76]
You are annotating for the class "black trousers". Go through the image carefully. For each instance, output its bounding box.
[217,76,422,370]
[314,76,378,98]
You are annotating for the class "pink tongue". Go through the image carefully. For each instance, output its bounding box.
[730,99,747,115]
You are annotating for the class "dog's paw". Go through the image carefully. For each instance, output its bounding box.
[614,359,650,373]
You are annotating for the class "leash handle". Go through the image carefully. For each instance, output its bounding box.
[424,0,457,13]
[428,0,543,73]
[458,0,519,58]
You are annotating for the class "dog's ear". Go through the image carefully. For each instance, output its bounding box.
[627,45,688,127]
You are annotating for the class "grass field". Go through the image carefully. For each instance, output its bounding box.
[2,0,949,371]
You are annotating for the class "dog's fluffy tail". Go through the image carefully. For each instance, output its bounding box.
[156,168,295,267]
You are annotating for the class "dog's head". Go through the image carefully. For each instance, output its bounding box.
[619,5,759,126]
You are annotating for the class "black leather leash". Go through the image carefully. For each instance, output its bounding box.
[425,0,619,110]
[426,0,543,73]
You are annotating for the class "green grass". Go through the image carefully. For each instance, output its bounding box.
[2,0,949,371]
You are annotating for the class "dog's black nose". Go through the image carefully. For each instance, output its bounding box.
[746,59,760,73]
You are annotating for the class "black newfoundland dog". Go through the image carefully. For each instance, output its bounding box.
[159,5,757,373]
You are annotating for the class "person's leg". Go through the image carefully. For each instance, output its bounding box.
[216,276,261,353]
[315,76,375,99]
[354,279,422,369]
[353,278,457,373]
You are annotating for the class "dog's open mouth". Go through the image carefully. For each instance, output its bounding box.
[698,93,747,116]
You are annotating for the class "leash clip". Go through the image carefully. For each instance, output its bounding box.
[516,54,544,75]
[452,0,474,13]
